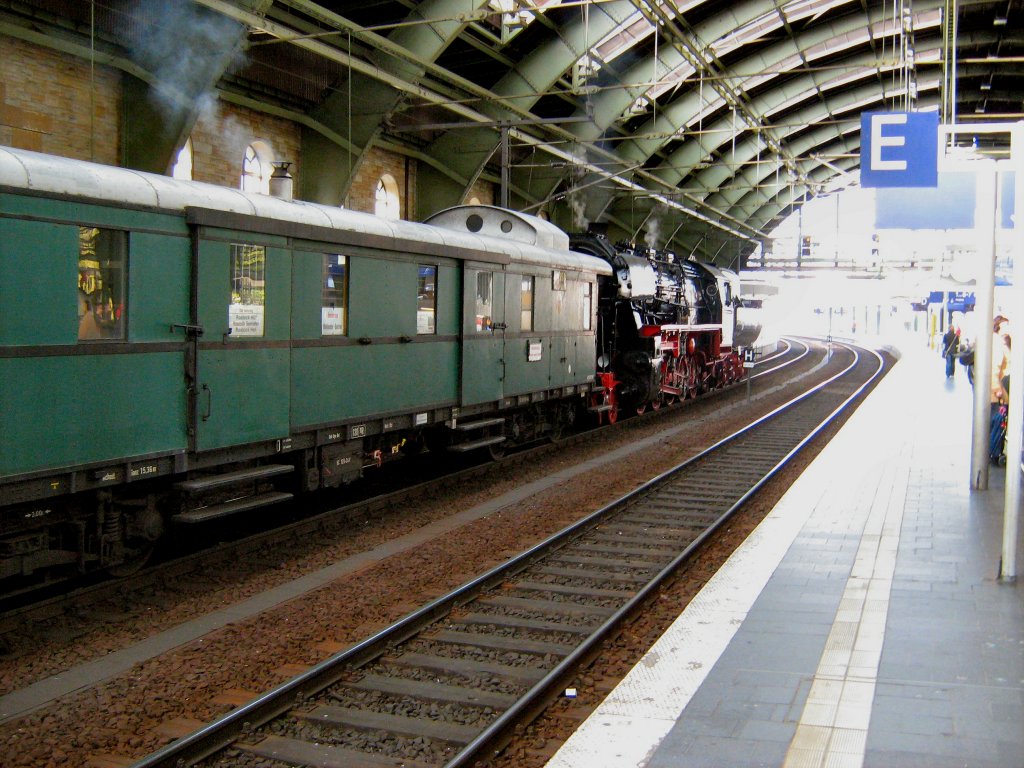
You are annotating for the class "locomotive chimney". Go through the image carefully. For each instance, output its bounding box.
[269,161,294,201]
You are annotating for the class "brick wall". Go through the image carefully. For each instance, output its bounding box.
[348,146,416,217]
[189,100,301,190]
[465,178,496,206]
[0,35,120,163]
[0,34,433,222]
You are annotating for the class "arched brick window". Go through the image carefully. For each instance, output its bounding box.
[241,141,274,194]
[374,174,401,220]
[171,138,193,180]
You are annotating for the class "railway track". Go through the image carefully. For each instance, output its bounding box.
[124,341,883,768]
[0,339,809,646]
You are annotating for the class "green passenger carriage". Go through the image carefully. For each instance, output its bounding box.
[0,147,610,592]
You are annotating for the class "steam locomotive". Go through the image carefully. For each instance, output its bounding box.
[576,228,745,421]
[0,147,748,595]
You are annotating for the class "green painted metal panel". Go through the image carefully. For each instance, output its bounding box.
[290,342,458,428]
[0,192,189,234]
[549,336,574,388]
[291,250,323,341]
[128,231,190,342]
[0,218,78,346]
[504,336,549,396]
[435,263,460,337]
[460,267,505,406]
[348,258,416,338]
[0,353,186,478]
[346,259,459,340]
[195,348,290,451]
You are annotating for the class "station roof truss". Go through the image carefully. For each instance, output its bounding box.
[1,0,1020,266]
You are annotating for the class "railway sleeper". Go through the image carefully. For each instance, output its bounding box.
[341,672,518,709]
[239,735,434,768]
[383,652,549,685]
[297,704,481,745]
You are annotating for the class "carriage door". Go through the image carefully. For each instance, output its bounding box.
[192,237,291,452]
[460,265,506,405]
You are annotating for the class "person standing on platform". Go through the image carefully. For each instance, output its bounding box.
[943,323,959,378]
[990,316,1011,464]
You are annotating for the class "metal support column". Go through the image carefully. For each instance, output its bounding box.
[1000,122,1024,581]
[970,168,998,490]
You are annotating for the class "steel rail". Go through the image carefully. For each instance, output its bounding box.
[444,342,884,767]
[126,341,882,768]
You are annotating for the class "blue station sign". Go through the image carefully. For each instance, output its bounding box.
[860,111,939,188]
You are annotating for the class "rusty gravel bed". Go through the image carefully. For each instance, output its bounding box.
[0,337,857,768]
[120,342,884,768]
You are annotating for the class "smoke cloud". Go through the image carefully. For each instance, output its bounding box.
[130,1,246,119]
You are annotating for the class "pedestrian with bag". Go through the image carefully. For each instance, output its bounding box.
[942,323,959,378]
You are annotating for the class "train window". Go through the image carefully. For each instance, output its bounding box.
[229,243,266,337]
[322,254,347,336]
[582,281,593,331]
[417,265,437,334]
[552,270,567,291]
[77,227,127,341]
[723,282,732,306]
[475,272,493,332]
[521,275,534,332]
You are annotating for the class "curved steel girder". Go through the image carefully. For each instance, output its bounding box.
[489,0,639,110]
[573,5,940,227]
[272,0,489,205]
[417,0,639,213]
[610,1,937,166]
[681,27,999,202]
[721,87,941,225]
[748,156,861,234]
[704,121,861,213]
[650,47,941,191]
[732,140,862,226]
[701,80,942,214]
[603,2,936,164]
[597,78,882,246]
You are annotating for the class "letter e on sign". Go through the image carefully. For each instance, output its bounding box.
[860,111,938,188]
[870,114,907,171]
